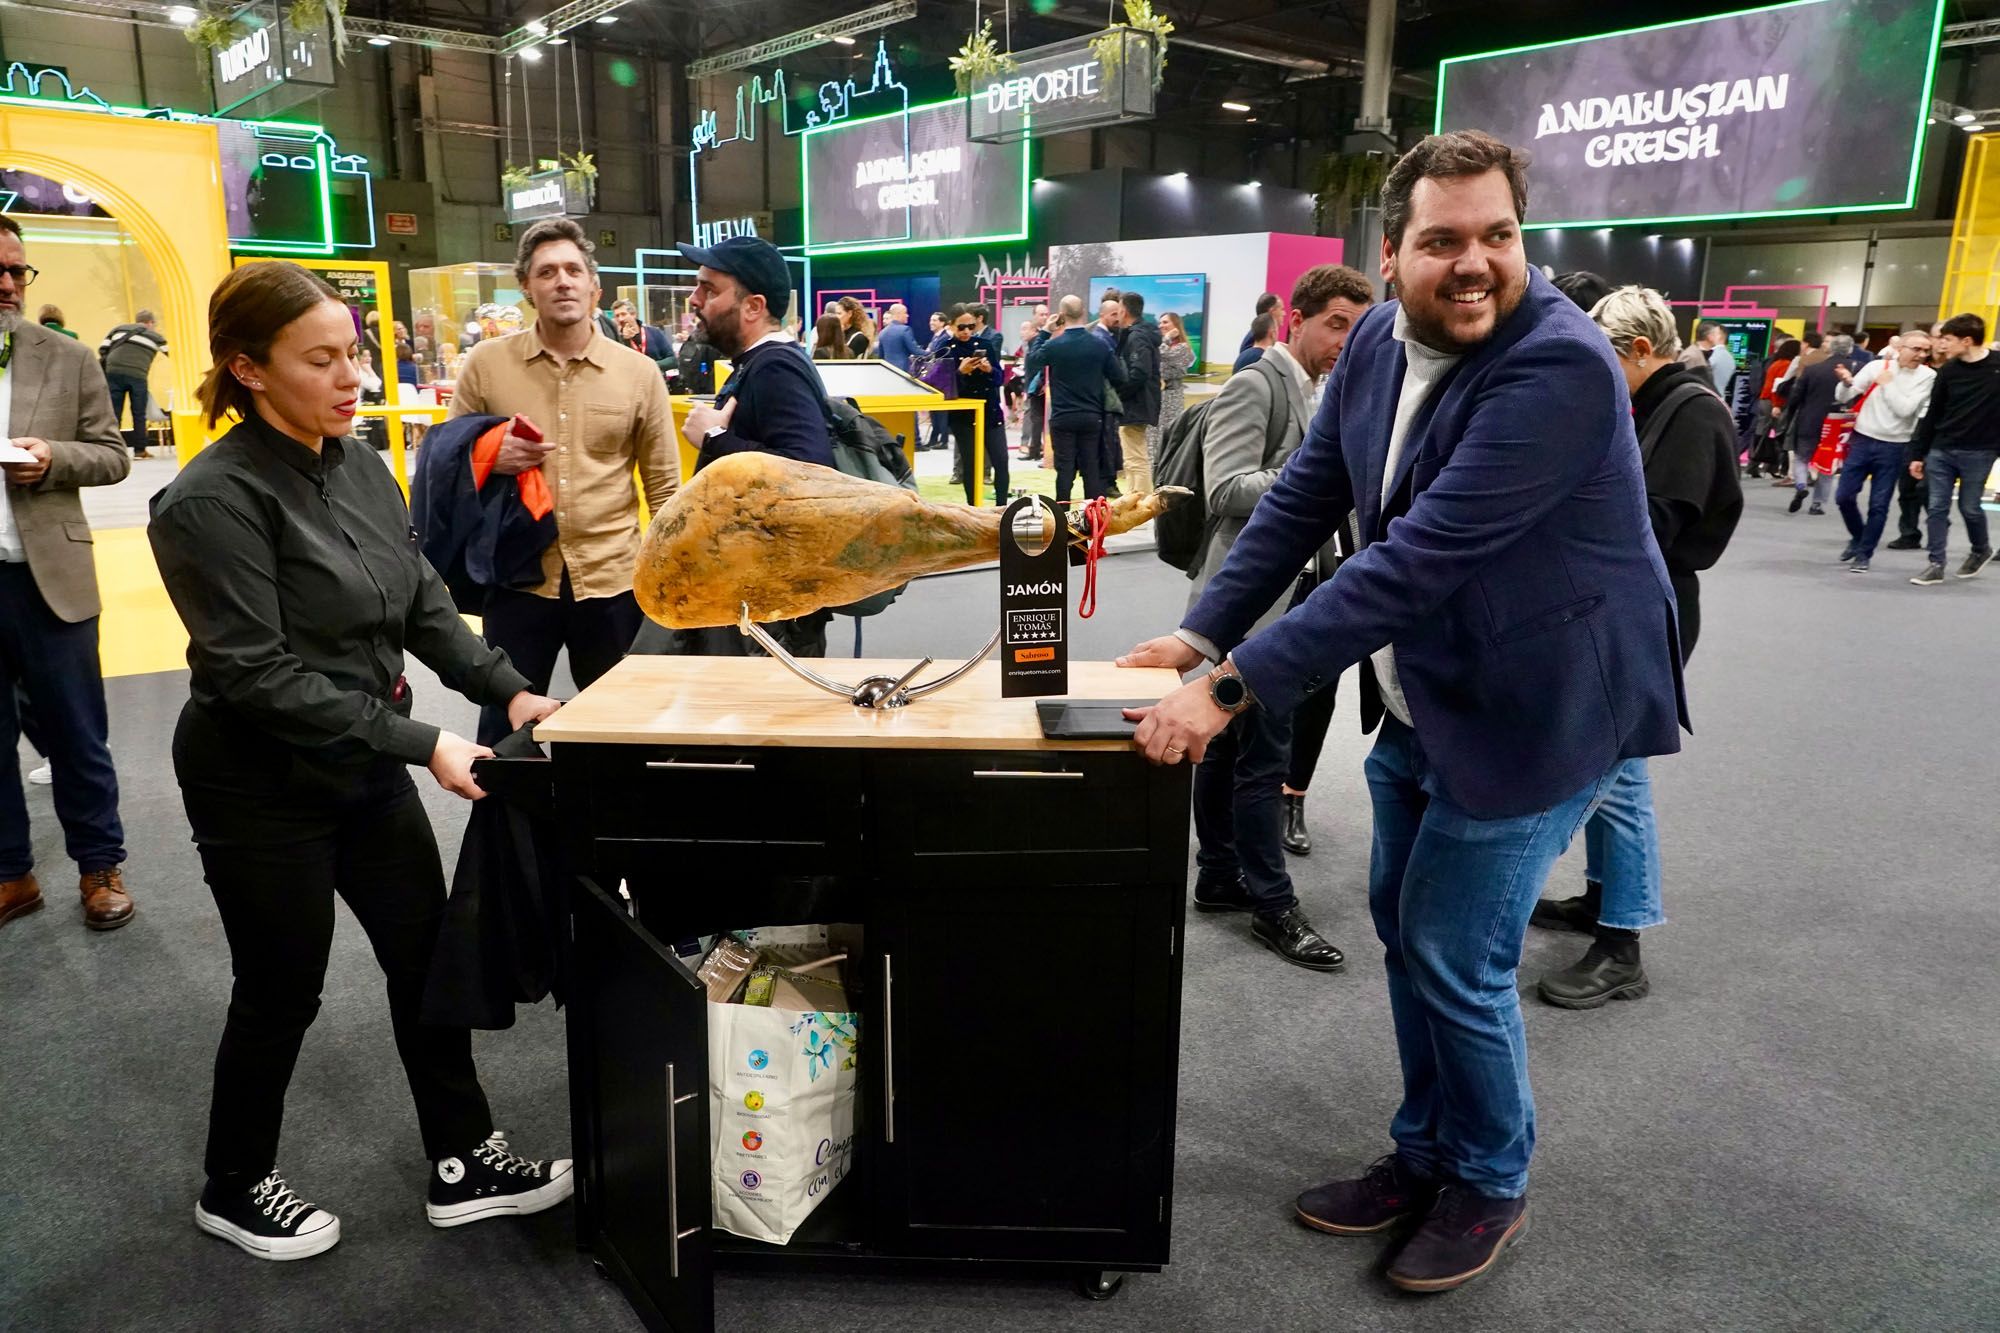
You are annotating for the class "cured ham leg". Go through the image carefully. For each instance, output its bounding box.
[635,452,1187,629]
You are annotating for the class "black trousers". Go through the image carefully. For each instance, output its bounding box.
[1671,571,1701,663]
[950,408,1008,504]
[184,759,491,1186]
[1897,464,1925,543]
[658,610,832,659]
[1287,682,1339,792]
[1281,570,1338,792]
[1049,419,1109,505]
[476,570,639,743]
[1022,391,1046,460]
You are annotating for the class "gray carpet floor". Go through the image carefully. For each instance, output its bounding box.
[3,483,1997,1332]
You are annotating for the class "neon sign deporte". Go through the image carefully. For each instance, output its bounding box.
[980,61,1100,115]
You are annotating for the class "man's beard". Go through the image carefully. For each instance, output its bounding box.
[700,305,744,357]
[0,308,22,333]
[1400,269,1527,354]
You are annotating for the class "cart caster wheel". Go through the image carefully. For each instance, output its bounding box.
[592,1259,611,1280]
[1076,1272,1125,1301]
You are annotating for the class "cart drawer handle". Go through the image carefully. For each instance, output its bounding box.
[973,769,1084,780]
[882,953,896,1144]
[646,760,757,772]
[665,1064,701,1275]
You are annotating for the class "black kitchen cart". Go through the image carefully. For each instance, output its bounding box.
[524,656,1193,1333]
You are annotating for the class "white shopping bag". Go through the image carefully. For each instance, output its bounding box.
[707,1002,859,1244]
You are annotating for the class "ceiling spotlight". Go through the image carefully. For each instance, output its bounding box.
[1955,111,1976,124]
[519,44,544,61]
[1222,101,1251,113]
[525,19,548,36]
[1246,179,1261,188]
[168,4,197,24]
[1245,115,1258,123]
[595,13,617,22]
[548,36,569,45]
[367,34,393,46]
[1969,123,1988,132]
[832,34,856,45]
[1170,171,1189,180]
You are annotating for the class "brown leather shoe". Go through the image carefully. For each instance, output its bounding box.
[79,866,134,931]
[1,873,43,929]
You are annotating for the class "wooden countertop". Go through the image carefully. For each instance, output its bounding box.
[533,656,1181,750]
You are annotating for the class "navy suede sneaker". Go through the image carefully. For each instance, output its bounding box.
[1295,1153,1438,1235]
[1385,1183,1528,1292]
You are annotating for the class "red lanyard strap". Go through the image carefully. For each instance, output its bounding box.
[1077,496,1111,619]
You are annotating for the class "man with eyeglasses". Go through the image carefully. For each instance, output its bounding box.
[0,214,139,935]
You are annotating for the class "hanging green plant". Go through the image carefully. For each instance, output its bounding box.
[561,152,598,209]
[287,0,350,61]
[183,9,248,54]
[949,19,1016,95]
[1312,151,1391,233]
[501,163,535,193]
[1090,0,1174,92]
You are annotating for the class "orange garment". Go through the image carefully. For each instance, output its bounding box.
[1758,357,1792,403]
[468,422,555,520]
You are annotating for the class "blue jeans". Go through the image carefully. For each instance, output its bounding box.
[1925,447,1996,565]
[1192,705,1297,917]
[1834,433,1906,560]
[105,372,150,455]
[1581,758,1664,931]
[1364,716,1615,1198]
[1792,446,1829,505]
[0,565,126,877]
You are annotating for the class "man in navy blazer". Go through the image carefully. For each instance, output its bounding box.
[1120,131,1687,1292]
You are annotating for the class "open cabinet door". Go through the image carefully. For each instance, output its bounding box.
[569,876,715,1333]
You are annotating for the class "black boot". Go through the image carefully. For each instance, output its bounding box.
[1529,879,1600,934]
[1537,926,1648,1009]
[1282,793,1312,856]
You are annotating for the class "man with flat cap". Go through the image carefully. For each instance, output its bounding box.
[639,236,836,656]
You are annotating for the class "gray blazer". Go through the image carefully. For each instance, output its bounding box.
[6,320,130,622]
[1186,351,1314,634]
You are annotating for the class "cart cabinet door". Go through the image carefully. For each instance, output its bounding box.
[570,876,715,1333]
[869,877,1179,1266]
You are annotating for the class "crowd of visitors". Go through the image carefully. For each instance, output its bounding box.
[4,118,1994,1302]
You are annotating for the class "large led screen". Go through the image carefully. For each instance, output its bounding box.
[803,98,1029,257]
[1435,0,1945,228]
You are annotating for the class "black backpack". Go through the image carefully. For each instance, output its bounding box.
[1153,355,1290,573]
[823,397,918,616]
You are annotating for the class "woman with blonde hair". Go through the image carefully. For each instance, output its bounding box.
[1528,282,1742,1011]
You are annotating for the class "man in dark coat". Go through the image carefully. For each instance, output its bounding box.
[1116,290,1162,493]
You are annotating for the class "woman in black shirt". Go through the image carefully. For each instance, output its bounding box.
[149,262,571,1262]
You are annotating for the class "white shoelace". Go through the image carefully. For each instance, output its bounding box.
[473,1133,543,1178]
[251,1171,314,1228]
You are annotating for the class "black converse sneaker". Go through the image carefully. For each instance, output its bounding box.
[427,1131,575,1228]
[194,1170,341,1260]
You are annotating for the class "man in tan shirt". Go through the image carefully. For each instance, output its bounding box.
[449,218,677,741]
